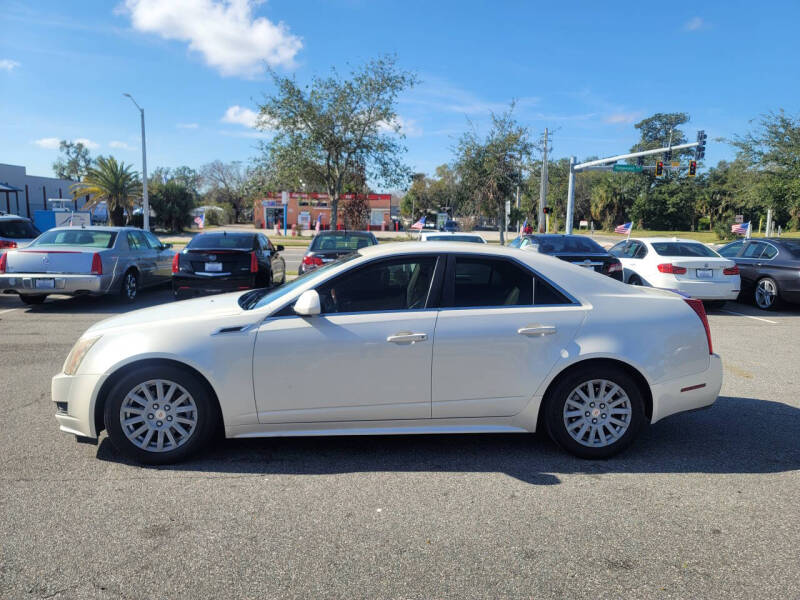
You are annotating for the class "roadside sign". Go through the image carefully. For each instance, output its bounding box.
[612,164,642,173]
[671,161,680,168]
[281,191,289,205]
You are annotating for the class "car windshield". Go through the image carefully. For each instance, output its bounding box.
[309,233,375,252]
[239,253,359,310]
[651,242,718,257]
[31,229,116,248]
[779,240,800,258]
[0,219,40,239]
[425,235,483,243]
[531,236,606,253]
[187,233,253,249]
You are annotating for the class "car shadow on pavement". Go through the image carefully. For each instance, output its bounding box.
[96,395,800,485]
[706,300,800,318]
[12,286,175,315]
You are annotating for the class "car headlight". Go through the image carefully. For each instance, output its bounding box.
[63,335,101,375]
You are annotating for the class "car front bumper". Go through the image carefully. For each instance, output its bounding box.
[52,371,105,439]
[0,273,106,296]
[650,353,722,423]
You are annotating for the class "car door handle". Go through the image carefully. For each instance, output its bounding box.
[518,325,557,337]
[386,332,428,344]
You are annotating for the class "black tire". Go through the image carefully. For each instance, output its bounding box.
[544,365,645,459]
[628,274,643,286]
[119,270,139,303]
[104,364,219,465]
[753,276,780,311]
[20,294,47,305]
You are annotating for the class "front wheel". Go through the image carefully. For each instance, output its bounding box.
[20,294,47,305]
[545,366,645,459]
[104,365,218,464]
[754,277,780,310]
[119,270,139,303]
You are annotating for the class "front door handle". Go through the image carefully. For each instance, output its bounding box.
[387,332,428,344]
[518,325,557,337]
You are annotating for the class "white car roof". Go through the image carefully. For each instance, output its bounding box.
[630,237,707,245]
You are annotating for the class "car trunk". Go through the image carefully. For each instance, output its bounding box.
[184,249,253,275]
[661,257,736,282]
[554,252,620,277]
[7,248,96,274]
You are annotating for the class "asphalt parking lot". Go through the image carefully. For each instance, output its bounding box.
[1,289,799,599]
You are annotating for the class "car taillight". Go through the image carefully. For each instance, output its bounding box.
[172,253,180,274]
[0,252,7,273]
[723,265,739,275]
[608,262,622,273]
[684,297,712,355]
[250,251,258,273]
[0,240,17,249]
[302,255,324,266]
[90,253,102,275]
[657,263,687,275]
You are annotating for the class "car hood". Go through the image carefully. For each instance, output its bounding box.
[87,292,246,335]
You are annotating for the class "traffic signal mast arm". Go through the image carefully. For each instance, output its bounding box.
[572,141,701,172]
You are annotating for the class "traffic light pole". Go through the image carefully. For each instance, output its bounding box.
[564,141,701,234]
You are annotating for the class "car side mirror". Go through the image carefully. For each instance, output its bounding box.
[276,245,284,251]
[293,289,321,316]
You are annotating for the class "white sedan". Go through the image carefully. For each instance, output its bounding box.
[53,242,722,464]
[418,231,486,243]
[608,237,740,304]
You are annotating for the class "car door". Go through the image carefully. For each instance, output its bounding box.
[431,254,587,418]
[143,231,173,281]
[262,235,285,283]
[252,254,443,423]
[736,241,767,291]
[609,240,646,283]
[130,230,157,286]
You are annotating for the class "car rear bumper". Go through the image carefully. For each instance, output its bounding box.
[52,371,104,439]
[648,275,740,300]
[650,353,722,423]
[0,273,106,295]
[173,273,256,296]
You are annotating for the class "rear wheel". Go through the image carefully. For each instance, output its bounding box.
[754,277,779,310]
[628,274,643,286]
[545,365,645,459]
[20,294,47,305]
[104,364,218,465]
[119,270,138,303]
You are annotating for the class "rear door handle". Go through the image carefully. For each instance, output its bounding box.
[387,332,428,344]
[518,325,557,337]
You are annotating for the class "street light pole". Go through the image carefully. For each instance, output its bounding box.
[123,93,149,231]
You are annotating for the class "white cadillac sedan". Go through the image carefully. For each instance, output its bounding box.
[608,237,740,305]
[53,242,722,464]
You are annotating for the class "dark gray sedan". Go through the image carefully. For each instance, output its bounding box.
[0,226,175,305]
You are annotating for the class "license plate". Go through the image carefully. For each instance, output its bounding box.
[696,269,713,279]
[35,278,55,289]
[205,262,222,272]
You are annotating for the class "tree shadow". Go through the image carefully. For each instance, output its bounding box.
[96,396,800,485]
[14,285,174,315]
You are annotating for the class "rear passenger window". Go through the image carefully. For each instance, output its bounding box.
[447,257,570,307]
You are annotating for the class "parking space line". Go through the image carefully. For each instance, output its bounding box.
[0,308,18,316]
[719,309,778,324]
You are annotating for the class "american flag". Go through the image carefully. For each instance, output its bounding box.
[731,221,750,235]
[194,213,204,229]
[614,222,632,234]
[411,215,426,230]
[519,217,528,234]
[314,213,322,234]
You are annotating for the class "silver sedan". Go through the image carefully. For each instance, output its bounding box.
[0,226,175,305]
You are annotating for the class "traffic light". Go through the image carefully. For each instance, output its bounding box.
[656,161,664,177]
[543,206,551,215]
[688,161,697,177]
[695,130,707,160]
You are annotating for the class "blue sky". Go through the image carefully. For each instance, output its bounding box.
[2,0,798,187]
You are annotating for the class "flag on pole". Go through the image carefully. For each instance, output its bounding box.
[194,213,205,229]
[614,222,632,234]
[731,221,750,235]
[519,217,528,235]
[411,215,426,230]
[315,213,322,234]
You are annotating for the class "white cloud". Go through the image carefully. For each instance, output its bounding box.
[122,0,302,77]
[379,116,422,137]
[109,140,134,150]
[74,138,100,150]
[177,122,199,129]
[34,137,61,149]
[0,59,20,72]
[222,105,259,128]
[604,112,641,124]
[684,17,704,31]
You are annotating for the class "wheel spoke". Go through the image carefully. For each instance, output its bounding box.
[565,409,584,418]
[156,430,165,450]
[176,416,195,425]
[141,429,155,448]
[563,378,632,448]
[123,416,144,426]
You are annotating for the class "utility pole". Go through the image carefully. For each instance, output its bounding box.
[123,93,149,231]
[538,128,549,232]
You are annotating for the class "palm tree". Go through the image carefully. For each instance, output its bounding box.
[71,156,142,226]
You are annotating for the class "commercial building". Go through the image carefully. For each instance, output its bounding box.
[0,163,89,217]
[254,192,394,231]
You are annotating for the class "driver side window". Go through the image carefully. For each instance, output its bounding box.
[316,256,438,314]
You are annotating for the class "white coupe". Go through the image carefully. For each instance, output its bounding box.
[608,237,741,305]
[53,242,722,464]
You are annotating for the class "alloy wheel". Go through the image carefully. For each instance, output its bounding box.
[755,279,777,309]
[562,379,632,448]
[124,272,138,300]
[119,379,198,453]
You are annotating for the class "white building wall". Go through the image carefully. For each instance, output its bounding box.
[0,163,89,217]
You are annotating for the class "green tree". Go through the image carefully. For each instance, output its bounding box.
[53,140,92,181]
[200,160,248,222]
[454,105,533,243]
[149,180,195,232]
[257,55,418,229]
[71,156,141,226]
